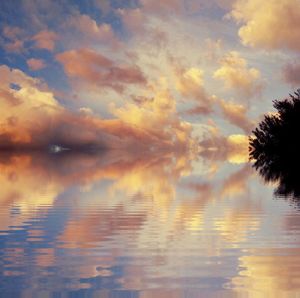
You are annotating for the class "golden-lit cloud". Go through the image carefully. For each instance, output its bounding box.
[26,58,46,71]
[176,67,205,102]
[0,65,60,145]
[56,48,147,93]
[0,64,195,151]
[214,51,264,98]
[111,85,194,148]
[230,0,300,51]
[218,99,254,134]
[175,66,214,114]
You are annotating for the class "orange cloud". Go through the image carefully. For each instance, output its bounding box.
[214,51,264,98]
[56,48,147,93]
[0,65,195,151]
[27,58,46,71]
[0,65,61,146]
[174,66,215,115]
[118,8,145,34]
[230,0,300,51]
[32,30,58,51]
[218,99,254,134]
[65,14,120,48]
[2,26,25,53]
[111,85,194,149]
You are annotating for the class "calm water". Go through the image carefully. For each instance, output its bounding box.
[0,151,300,297]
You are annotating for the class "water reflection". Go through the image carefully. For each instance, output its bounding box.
[0,150,300,296]
[252,152,300,201]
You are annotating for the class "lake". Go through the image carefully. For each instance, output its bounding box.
[0,150,299,297]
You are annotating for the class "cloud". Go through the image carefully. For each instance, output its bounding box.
[230,0,300,51]
[56,48,147,93]
[27,58,46,71]
[0,64,194,151]
[93,0,111,14]
[0,65,62,146]
[118,8,146,34]
[32,30,58,51]
[218,99,255,134]
[174,65,216,115]
[282,62,300,87]
[184,106,212,116]
[214,51,264,98]
[199,124,249,164]
[140,0,185,15]
[176,67,205,100]
[2,26,26,53]
[111,86,194,148]
[64,14,120,48]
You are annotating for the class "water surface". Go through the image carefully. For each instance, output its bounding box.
[0,151,300,297]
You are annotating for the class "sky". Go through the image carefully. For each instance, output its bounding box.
[0,0,299,153]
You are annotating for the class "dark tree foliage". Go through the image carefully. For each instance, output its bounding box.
[249,90,300,199]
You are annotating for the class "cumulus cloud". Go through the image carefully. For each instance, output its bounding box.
[32,30,58,51]
[282,62,300,87]
[174,65,216,114]
[218,99,254,134]
[230,0,300,51]
[214,51,264,98]
[0,65,194,152]
[0,65,62,146]
[111,86,194,148]
[176,67,205,100]
[56,48,147,93]
[27,58,46,71]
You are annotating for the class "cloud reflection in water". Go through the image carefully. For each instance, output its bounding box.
[0,150,299,297]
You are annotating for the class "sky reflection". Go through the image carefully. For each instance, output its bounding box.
[0,151,299,297]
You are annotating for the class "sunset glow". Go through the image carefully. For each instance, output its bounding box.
[1,1,300,297]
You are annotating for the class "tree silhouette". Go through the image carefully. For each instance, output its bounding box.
[249,90,300,199]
